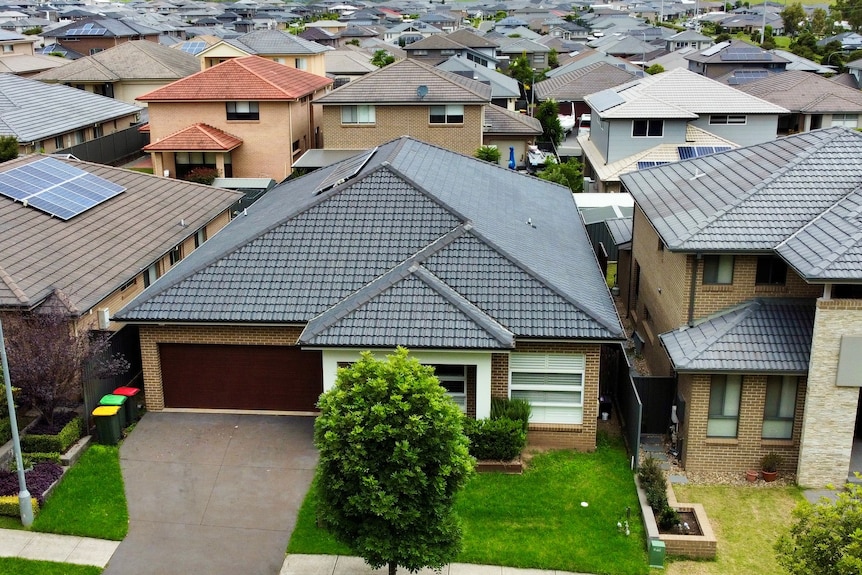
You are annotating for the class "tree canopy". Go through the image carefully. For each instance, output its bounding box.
[314,348,475,575]
[535,99,564,147]
[0,136,18,163]
[537,157,583,193]
[371,50,395,67]
[781,2,807,37]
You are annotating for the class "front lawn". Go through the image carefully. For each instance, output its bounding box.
[664,484,804,575]
[289,436,648,575]
[31,445,128,541]
[0,558,101,575]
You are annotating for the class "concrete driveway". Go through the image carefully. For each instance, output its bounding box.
[103,412,318,575]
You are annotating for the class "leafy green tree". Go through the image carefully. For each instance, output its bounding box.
[314,348,475,575]
[537,157,583,193]
[645,63,665,74]
[548,48,559,68]
[474,145,501,163]
[835,0,862,31]
[791,31,820,60]
[535,99,563,146]
[810,7,828,35]
[761,26,776,50]
[371,50,395,67]
[0,136,17,162]
[507,53,545,102]
[775,482,862,575]
[781,2,807,37]
[345,39,359,46]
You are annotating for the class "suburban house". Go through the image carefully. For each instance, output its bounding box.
[578,68,787,192]
[534,61,638,119]
[733,70,862,135]
[664,30,713,52]
[0,29,66,76]
[115,136,626,451]
[403,29,499,68]
[324,49,377,87]
[685,39,789,80]
[618,127,862,488]
[436,55,520,111]
[315,58,490,156]
[196,29,330,76]
[0,154,241,335]
[496,37,551,71]
[0,73,141,155]
[481,104,543,169]
[383,21,443,45]
[31,40,200,106]
[138,55,332,182]
[41,18,160,57]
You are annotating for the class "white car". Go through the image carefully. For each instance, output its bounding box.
[578,114,591,136]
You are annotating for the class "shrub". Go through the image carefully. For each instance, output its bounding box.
[0,462,63,504]
[645,482,668,512]
[658,505,680,530]
[490,397,531,432]
[474,145,501,164]
[464,417,526,461]
[183,167,219,185]
[761,451,783,473]
[0,495,39,517]
[10,452,61,471]
[638,455,669,512]
[22,416,82,454]
[0,418,11,445]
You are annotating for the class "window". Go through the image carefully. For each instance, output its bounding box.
[2,45,12,53]
[295,57,307,70]
[632,119,663,137]
[763,376,797,439]
[143,262,159,288]
[273,57,285,64]
[710,114,747,125]
[756,255,787,285]
[89,48,103,55]
[432,365,466,412]
[74,130,85,144]
[532,53,544,64]
[292,139,301,156]
[466,53,488,66]
[412,49,428,55]
[55,135,64,149]
[440,49,455,55]
[226,101,259,120]
[707,374,741,437]
[119,277,136,292]
[832,113,858,128]
[510,353,585,424]
[169,245,182,266]
[93,124,103,138]
[194,227,207,248]
[341,105,375,124]
[703,255,734,284]
[429,104,464,124]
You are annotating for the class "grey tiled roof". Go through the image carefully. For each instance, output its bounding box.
[482,104,541,135]
[0,73,141,142]
[659,299,815,373]
[315,58,491,104]
[435,56,519,99]
[735,70,862,113]
[605,217,632,246]
[117,137,624,346]
[223,29,329,55]
[535,61,637,101]
[620,127,862,253]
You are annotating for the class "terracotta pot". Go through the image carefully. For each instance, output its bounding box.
[762,470,778,482]
[745,470,758,482]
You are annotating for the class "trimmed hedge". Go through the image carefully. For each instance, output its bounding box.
[0,494,39,517]
[464,417,526,461]
[22,417,82,454]
[490,397,531,432]
[0,418,11,445]
[11,452,61,472]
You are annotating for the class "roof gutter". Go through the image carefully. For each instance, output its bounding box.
[688,253,700,327]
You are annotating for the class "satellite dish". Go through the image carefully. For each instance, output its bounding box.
[417,85,428,99]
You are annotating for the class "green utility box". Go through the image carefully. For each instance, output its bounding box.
[99,394,128,430]
[92,406,122,445]
[648,539,666,569]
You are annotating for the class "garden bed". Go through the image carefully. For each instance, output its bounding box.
[475,458,523,474]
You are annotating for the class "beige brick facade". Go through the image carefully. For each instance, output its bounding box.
[798,299,862,487]
[18,114,141,156]
[320,104,484,156]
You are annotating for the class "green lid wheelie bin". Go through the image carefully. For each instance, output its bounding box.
[99,394,128,430]
[92,406,122,445]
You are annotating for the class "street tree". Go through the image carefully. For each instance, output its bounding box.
[810,8,828,35]
[781,2,807,37]
[314,348,475,575]
[535,99,564,146]
[0,136,17,162]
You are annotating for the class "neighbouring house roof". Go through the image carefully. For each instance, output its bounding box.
[435,56,519,100]
[535,61,637,102]
[144,122,243,151]
[218,28,330,55]
[659,299,815,373]
[445,28,498,49]
[137,55,332,102]
[586,67,787,119]
[324,49,376,75]
[496,37,550,54]
[116,137,624,346]
[605,217,632,246]
[620,127,862,259]
[0,54,67,75]
[685,39,789,65]
[734,70,862,114]
[0,155,242,313]
[482,104,541,135]
[43,17,159,39]
[315,58,491,105]
[770,49,834,74]
[0,73,141,143]
[31,40,200,83]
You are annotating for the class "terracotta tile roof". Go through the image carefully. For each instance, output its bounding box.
[137,55,332,102]
[144,123,243,151]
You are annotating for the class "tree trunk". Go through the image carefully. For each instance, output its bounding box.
[388,562,397,575]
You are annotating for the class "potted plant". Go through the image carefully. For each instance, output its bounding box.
[760,452,783,482]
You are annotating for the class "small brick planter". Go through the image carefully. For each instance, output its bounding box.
[476,459,523,474]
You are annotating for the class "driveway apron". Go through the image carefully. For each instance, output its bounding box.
[103,412,318,575]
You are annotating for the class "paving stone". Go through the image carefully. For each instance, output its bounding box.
[642,444,666,454]
[668,474,689,484]
[641,435,664,445]
[803,489,839,504]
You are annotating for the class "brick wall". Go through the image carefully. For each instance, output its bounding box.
[320,104,484,155]
[679,373,805,475]
[138,325,304,410]
[798,299,862,486]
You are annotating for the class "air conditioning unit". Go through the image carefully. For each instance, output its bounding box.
[97,308,110,330]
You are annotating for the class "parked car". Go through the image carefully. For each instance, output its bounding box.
[578,113,591,136]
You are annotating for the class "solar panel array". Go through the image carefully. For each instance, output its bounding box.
[637,161,670,170]
[313,147,378,195]
[67,22,107,36]
[727,69,770,85]
[700,40,730,57]
[720,48,770,61]
[677,146,732,160]
[0,157,125,220]
[589,88,625,113]
[179,40,207,54]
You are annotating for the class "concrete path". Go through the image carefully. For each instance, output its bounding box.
[103,412,318,575]
[0,528,118,566]
[281,555,594,575]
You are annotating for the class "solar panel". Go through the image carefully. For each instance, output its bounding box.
[677,146,732,159]
[180,40,207,54]
[313,147,378,195]
[700,40,730,57]
[0,157,125,220]
[589,88,625,113]
[637,161,670,169]
[67,23,108,35]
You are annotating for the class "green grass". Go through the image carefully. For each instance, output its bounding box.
[0,558,101,575]
[289,436,648,575]
[607,261,618,288]
[662,484,804,575]
[127,167,153,174]
[0,514,27,530]
[31,445,128,541]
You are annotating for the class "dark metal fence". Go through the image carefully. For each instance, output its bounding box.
[616,350,643,469]
[585,221,620,262]
[82,325,142,432]
[633,376,676,435]
[58,125,149,166]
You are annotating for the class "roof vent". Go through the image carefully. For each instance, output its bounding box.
[417,85,428,99]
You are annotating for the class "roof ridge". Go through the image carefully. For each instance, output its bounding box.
[0,264,29,304]
[676,300,760,367]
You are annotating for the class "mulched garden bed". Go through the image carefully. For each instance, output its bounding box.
[0,462,63,504]
[27,411,78,436]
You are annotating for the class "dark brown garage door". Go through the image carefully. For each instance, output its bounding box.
[159,344,323,411]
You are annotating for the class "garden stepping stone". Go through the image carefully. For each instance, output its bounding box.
[642,443,666,454]
[803,489,837,504]
[668,474,688,484]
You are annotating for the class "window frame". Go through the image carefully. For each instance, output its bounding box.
[168,244,183,266]
[632,119,663,137]
[432,364,467,413]
[194,227,207,248]
[831,113,858,128]
[762,375,797,439]
[429,104,464,125]
[226,101,260,121]
[295,57,307,70]
[509,353,585,425]
[341,105,376,125]
[703,254,734,285]
[709,114,747,125]
[143,262,159,288]
[707,374,742,438]
[755,255,788,286]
